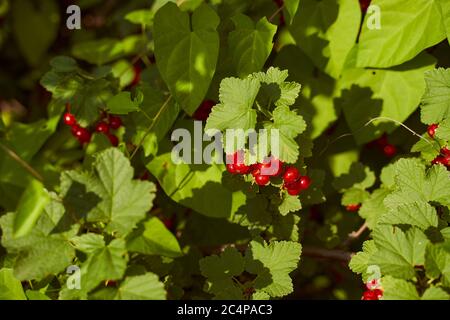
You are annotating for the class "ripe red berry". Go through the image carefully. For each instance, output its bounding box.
[362,290,377,300]
[383,144,397,157]
[131,64,142,87]
[346,203,361,212]
[432,156,449,167]
[298,176,311,190]
[95,121,109,133]
[193,100,215,121]
[283,167,300,184]
[234,162,251,175]
[73,127,91,144]
[226,163,237,174]
[375,134,388,148]
[286,184,302,196]
[259,157,283,176]
[441,147,450,157]
[63,113,77,126]
[372,288,383,299]
[107,134,119,147]
[108,115,122,129]
[254,174,270,186]
[427,123,439,138]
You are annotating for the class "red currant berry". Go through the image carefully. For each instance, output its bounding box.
[260,157,283,176]
[108,115,122,129]
[427,123,439,138]
[63,113,77,126]
[362,290,377,300]
[372,288,383,300]
[375,134,388,148]
[193,100,215,121]
[298,176,311,190]
[131,64,142,87]
[441,147,450,157]
[433,156,449,166]
[254,174,270,186]
[95,121,109,133]
[107,134,119,147]
[383,144,397,157]
[346,203,361,212]
[226,163,237,174]
[287,184,302,196]
[234,162,251,175]
[73,127,91,144]
[283,167,300,184]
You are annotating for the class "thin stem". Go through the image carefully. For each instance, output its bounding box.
[269,5,284,22]
[341,222,368,248]
[302,246,354,263]
[0,142,44,182]
[130,95,172,160]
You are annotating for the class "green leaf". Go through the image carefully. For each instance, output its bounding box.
[278,195,301,216]
[125,9,154,27]
[341,188,369,206]
[131,85,180,156]
[200,247,245,299]
[425,242,450,286]
[106,92,140,115]
[349,240,378,281]
[11,0,60,66]
[274,45,339,139]
[333,162,376,191]
[70,233,105,254]
[25,290,51,300]
[50,56,78,73]
[355,0,446,68]
[420,68,450,125]
[0,205,78,281]
[154,3,220,115]
[127,217,182,258]
[250,67,301,109]
[437,0,450,44]
[147,152,246,218]
[283,0,300,25]
[264,105,306,163]
[381,276,419,300]
[228,14,277,77]
[84,148,157,236]
[379,202,438,231]
[72,36,145,65]
[421,286,450,300]
[205,77,260,132]
[0,268,26,300]
[370,226,428,280]
[384,158,450,209]
[435,118,450,140]
[359,188,390,229]
[339,53,436,144]
[115,273,166,300]
[13,179,50,238]
[245,240,301,297]
[61,238,128,299]
[289,0,361,78]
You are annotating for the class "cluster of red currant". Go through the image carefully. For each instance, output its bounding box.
[62,105,122,146]
[368,134,397,158]
[362,279,383,300]
[225,151,312,195]
[428,123,450,168]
